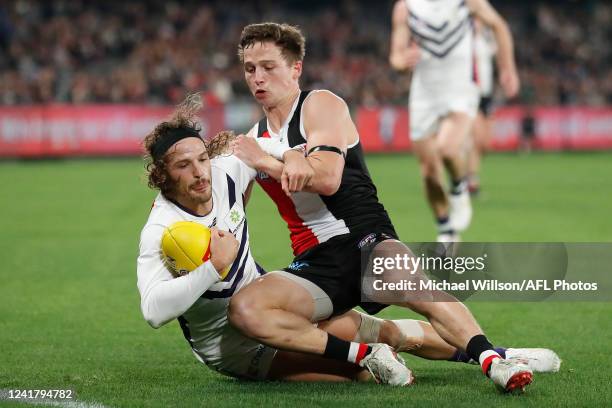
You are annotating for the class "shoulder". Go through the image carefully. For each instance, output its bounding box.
[302,90,349,120]
[142,195,182,236]
[211,154,242,176]
[211,154,253,188]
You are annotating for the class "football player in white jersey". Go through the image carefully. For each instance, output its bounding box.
[138,95,558,384]
[390,0,519,241]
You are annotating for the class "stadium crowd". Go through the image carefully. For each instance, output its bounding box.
[0,0,610,107]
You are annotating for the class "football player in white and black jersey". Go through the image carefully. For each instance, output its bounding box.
[228,23,558,392]
[389,0,519,241]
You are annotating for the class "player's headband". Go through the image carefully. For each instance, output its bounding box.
[151,126,203,161]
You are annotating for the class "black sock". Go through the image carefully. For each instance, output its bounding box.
[466,334,500,376]
[323,334,372,364]
[437,215,450,225]
[450,178,466,195]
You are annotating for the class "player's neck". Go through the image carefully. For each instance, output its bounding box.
[169,195,213,217]
[264,87,300,133]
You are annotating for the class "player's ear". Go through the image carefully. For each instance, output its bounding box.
[292,60,303,80]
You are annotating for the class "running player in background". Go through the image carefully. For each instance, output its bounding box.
[389,0,519,241]
[467,17,497,196]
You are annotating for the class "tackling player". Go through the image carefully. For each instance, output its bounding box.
[228,22,557,392]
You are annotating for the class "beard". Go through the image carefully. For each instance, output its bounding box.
[187,179,212,204]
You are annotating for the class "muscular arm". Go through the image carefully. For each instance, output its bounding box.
[468,0,519,97]
[251,153,284,181]
[299,91,357,196]
[389,0,420,71]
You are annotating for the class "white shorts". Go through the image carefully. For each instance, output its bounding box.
[409,82,479,141]
[194,325,278,381]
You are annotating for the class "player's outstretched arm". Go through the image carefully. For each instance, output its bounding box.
[468,0,519,97]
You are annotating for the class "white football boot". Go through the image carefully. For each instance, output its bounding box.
[436,231,460,243]
[359,343,414,386]
[449,187,472,232]
[505,348,561,373]
[489,358,533,393]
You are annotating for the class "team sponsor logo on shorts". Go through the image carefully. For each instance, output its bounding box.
[287,261,309,271]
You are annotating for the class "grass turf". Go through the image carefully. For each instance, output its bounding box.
[1,152,610,407]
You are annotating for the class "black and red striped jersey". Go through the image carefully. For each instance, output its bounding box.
[251,90,396,256]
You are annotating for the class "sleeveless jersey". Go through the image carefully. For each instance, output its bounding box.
[251,90,395,256]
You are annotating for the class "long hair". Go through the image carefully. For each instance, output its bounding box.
[142,93,234,194]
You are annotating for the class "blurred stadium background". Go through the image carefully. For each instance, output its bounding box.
[1,1,611,407]
[1,0,611,155]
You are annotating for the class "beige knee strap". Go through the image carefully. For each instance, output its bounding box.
[353,312,384,343]
[392,319,424,350]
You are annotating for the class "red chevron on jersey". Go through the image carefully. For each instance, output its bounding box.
[256,177,319,255]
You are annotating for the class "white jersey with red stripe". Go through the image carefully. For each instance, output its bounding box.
[137,154,265,371]
[250,90,396,256]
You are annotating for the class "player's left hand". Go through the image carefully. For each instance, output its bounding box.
[281,150,314,196]
[500,68,520,98]
[231,135,267,169]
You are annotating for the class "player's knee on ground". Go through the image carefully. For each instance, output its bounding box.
[228,292,268,339]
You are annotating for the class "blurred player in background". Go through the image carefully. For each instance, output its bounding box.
[467,17,497,196]
[138,94,542,384]
[228,22,559,392]
[389,0,519,241]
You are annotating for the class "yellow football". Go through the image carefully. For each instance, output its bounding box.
[161,221,212,277]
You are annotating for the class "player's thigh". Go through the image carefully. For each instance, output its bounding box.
[230,272,315,319]
[437,112,473,156]
[266,350,365,382]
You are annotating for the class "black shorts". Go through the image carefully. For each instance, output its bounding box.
[478,96,493,117]
[283,226,398,317]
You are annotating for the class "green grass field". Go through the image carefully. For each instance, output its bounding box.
[1,153,611,407]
